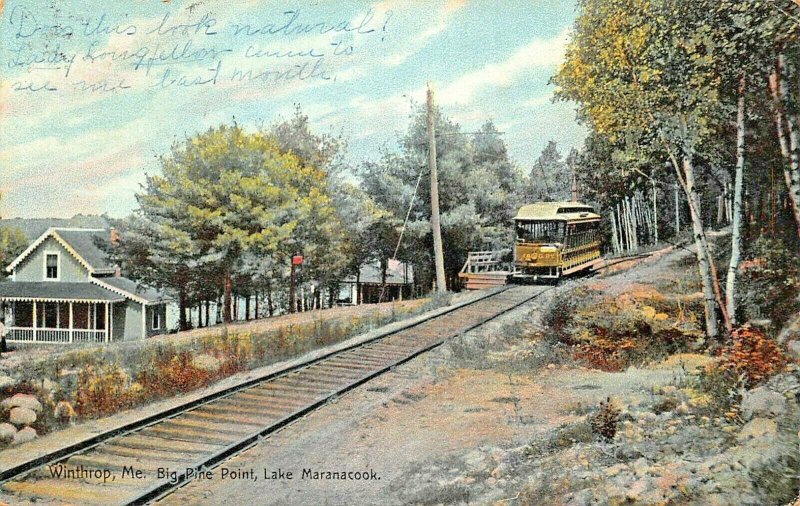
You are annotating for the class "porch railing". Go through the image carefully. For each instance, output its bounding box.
[6,327,108,344]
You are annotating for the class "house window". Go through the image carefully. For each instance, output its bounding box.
[45,254,59,280]
[152,309,161,330]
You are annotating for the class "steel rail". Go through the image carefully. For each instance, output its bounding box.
[131,286,551,505]
[0,286,540,504]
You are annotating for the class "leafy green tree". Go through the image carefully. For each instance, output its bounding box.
[128,124,335,323]
[267,107,354,306]
[526,141,572,202]
[109,213,203,330]
[360,107,522,291]
[0,226,27,280]
[554,0,737,337]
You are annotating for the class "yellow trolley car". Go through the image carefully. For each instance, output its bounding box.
[512,202,602,282]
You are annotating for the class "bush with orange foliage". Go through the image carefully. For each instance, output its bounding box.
[136,350,215,400]
[573,337,637,372]
[717,325,787,388]
[75,364,136,418]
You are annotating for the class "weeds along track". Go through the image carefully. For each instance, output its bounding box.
[0,286,550,506]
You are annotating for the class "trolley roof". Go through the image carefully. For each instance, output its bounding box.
[514,202,600,222]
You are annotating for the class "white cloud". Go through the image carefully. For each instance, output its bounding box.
[522,94,555,109]
[438,28,569,106]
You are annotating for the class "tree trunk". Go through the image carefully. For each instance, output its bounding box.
[726,183,733,223]
[652,181,659,244]
[179,287,189,331]
[674,183,680,237]
[626,197,637,251]
[223,269,232,323]
[255,291,259,319]
[770,55,800,239]
[726,76,746,326]
[683,157,719,339]
[267,283,274,317]
[610,208,620,254]
[205,299,210,327]
[355,270,362,305]
[379,260,388,303]
[245,295,251,321]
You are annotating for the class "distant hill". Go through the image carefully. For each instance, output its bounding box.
[0,215,111,242]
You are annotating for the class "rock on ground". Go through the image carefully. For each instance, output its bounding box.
[9,407,36,426]
[740,387,786,420]
[0,423,16,443]
[12,427,36,445]
[1,393,42,413]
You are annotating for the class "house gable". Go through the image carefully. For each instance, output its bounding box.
[13,236,90,282]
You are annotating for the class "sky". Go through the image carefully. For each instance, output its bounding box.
[0,0,585,219]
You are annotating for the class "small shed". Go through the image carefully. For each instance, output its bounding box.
[339,261,414,305]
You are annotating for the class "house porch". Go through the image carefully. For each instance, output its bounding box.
[2,300,117,344]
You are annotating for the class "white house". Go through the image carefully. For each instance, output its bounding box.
[0,228,169,344]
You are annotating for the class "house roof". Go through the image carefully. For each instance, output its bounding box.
[56,229,114,271]
[92,276,171,305]
[514,202,600,222]
[6,228,115,274]
[0,281,125,303]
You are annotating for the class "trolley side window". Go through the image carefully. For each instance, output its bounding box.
[564,220,600,248]
[515,221,565,243]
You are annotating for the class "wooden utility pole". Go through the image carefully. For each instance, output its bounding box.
[427,84,447,293]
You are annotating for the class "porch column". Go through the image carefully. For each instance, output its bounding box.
[109,303,114,342]
[32,301,37,342]
[104,303,109,343]
[68,302,74,343]
[141,303,147,339]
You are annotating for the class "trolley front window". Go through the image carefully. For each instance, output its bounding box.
[515,221,565,243]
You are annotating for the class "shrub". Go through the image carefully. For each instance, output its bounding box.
[718,325,787,389]
[573,336,634,372]
[689,365,743,418]
[542,291,580,342]
[136,350,215,400]
[74,364,135,418]
[589,397,620,440]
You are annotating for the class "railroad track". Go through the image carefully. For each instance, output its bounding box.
[0,285,550,506]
